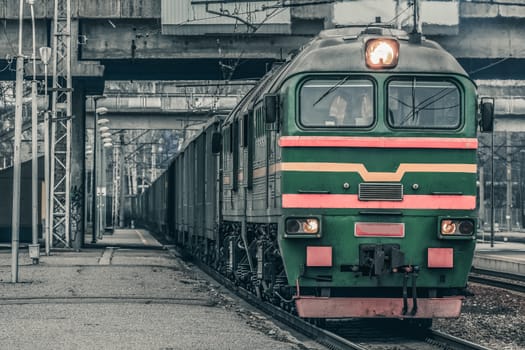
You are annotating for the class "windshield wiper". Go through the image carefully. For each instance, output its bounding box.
[312,76,350,107]
[398,86,457,126]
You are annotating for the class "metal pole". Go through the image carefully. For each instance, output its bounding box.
[12,0,25,283]
[491,131,495,248]
[505,132,512,231]
[119,134,125,228]
[521,150,525,229]
[395,0,401,29]
[100,143,105,236]
[151,144,156,182]
[44,63,50,255]
[29,0,40,264]
[91,100,99,243]
[479,166,485,241]
[519,150,525,229]
[412,0,419,33]
[111,143,118,228]
[50,0,72,248]
[142,151,146,194]
[131,141,137,195]
[40,47,52,256]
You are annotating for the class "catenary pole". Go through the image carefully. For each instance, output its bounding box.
[40,46,52,256]
[12,0,25,283]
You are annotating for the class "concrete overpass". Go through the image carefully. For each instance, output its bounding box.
[84,80,253,129]
[0,0,523,248]
[1,1,523,118]
[0,1,523,121]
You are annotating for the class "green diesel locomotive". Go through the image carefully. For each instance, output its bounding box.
[135,26,494,323]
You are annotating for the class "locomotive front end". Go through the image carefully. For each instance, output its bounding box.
[273,29,491,320]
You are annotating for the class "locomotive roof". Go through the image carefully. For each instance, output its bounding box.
[284,26,467,77]
[225,26,468,124]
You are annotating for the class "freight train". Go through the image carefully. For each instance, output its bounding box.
[133,25,494,325]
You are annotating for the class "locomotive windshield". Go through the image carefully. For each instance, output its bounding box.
[388,79,460,129]
[300,79,374,128]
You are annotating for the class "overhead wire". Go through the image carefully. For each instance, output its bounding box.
[206,2,288,108]
[384,1,414,28]
[468,57,512,75]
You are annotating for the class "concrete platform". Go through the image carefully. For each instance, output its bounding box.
[0,229,323,350]
[91,228,163,247]
[473,232,525,277]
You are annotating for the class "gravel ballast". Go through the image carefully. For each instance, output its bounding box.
[433,283,525,350]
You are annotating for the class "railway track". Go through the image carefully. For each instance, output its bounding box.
[326,319,493,350]
[469,268,525,293]
[187,252,492,350]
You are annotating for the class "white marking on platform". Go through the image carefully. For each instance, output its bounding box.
[135,230,148,244]
[99,247,116,265]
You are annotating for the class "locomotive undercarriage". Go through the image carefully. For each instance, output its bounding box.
[170,224,465,324]
[210,221,294,306]
[176,222,464,321]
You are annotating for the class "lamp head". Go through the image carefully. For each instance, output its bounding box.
[39,47,52,65]
[96,107,108,115]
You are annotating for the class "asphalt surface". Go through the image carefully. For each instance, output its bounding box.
[0,230,322,350]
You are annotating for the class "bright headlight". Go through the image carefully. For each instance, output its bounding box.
[440,218,475,236]
[441,220,456,235]
[303,219,319,234]
[285,218,320,235]
[365,38,399,69]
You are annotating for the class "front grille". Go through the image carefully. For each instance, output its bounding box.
[359,183,403,201]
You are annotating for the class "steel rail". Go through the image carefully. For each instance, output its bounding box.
[470,267,525,282]
[427,330,493,350]
[325,318,493,350]
[469,271,525,294]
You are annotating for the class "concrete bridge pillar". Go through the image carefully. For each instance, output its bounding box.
[71,81,87,250]
[69,19,105,249]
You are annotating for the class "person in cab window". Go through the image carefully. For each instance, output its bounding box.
[326,92,348,126]
[353,93,373,126]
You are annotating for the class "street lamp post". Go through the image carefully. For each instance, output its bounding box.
[99,121,111,236]
[39,46,52,256]
[28,0,39,264]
